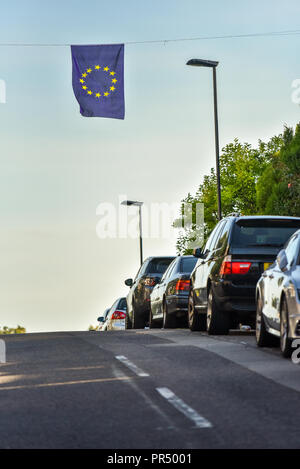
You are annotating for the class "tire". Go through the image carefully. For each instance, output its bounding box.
[188,291,206,331]
[280,296,293,358]
[256,295,278,347]
[207,289,230,335]
[125,312,132,330]
[132,304,146,329]
[149,307,161,329]
[162,300,176,329]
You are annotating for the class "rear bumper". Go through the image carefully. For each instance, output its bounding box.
[214,280,256,317]
[166,294,189,314]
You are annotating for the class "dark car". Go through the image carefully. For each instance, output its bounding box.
[125,256,175,329]
[256,229,300,357]
[188,215,300,335]
[150,256,198,329]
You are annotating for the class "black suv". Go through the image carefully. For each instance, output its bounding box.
[188,215,300,335]
[125,256,175,329]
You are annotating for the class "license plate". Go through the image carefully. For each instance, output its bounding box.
[264,262,272,271]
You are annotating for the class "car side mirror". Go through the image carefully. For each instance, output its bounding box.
[97,316,105,323]
[193,247,204,259]
[125,278,133,287]
[276,249,288,272]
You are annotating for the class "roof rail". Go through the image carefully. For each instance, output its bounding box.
[227,212,241,218]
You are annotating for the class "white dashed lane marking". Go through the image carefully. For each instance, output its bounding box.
[115,355,150,377]
[156,387,213,429]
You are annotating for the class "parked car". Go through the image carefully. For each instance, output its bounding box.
[188,215,300,335]
[98,298,127,331]
[256,229,300,357]
[97,308,110,331]
[125,256,175,329]
[150,255,198,328]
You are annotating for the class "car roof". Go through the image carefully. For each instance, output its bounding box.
[144,256,176,261]
[228,215,300,221]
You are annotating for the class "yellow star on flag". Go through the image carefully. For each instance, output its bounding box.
[104,92,109,97]
[95,93,101,98]
[112,78,117,83]
[110,86,115,91]
[87,90,93,95]
[110,71,115,76]
[82,73,87,78]
[103,66,109,72]
[95,65,100,70]
[82,85,87,90]
[87,68,92,73]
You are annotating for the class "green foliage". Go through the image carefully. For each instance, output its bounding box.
[174,124,299,254]
[0,325,26,335]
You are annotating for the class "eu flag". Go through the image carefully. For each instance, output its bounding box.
[71,44,124,119]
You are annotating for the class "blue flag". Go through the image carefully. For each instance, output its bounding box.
[71,44,124,119]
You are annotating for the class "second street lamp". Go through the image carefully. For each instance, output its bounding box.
[121,200,144,266]
[186,58,222,220]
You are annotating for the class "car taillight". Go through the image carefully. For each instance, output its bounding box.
[175,279,190,291]
[220,256,252,276]
[145,277,157,286]
[112,311,126,320]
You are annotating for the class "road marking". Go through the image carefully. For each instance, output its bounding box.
[156,387,212,429]
[0,376,132,391]
[115,355,150,377]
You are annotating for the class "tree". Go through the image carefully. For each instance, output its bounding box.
[257,125,300,217]
[174,131,285,254]
[0,325,26,334]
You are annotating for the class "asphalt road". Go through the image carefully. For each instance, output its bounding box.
[1,328,300,449]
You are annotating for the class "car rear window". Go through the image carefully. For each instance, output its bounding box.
[231,219,300,248]
[146,258,175,274]
[117,298,127,310]
[180,257,198,273]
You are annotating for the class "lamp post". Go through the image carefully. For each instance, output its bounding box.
[186,58,222,220]
[121,200,144,266]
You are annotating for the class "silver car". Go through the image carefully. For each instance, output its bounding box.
[98,298,127,332]
[256,229,300,357]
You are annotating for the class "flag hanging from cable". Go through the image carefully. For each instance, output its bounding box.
[71,44,125,119]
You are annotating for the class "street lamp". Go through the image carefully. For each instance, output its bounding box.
[186,58,222,220]
[121,200,144,266]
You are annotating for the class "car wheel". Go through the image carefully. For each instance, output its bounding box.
[125,312,132,330]
[162,300,176,329]
[256,295,278,347]
[188,291,206,331]
[280,296,293,358]
[149,307,160,329]
[132,304,145,329]
[207,289,230,335]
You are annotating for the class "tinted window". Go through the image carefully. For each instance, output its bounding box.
[146,258,175,274]
[134,260,149,280]
[214,220,231,252]
[161,259,177,281]
[180,257,198,273]
[211,220,227,251]
[231,219,300,248]
[285,235,299,266]
[204,222,223,253]
[117,298,127,310]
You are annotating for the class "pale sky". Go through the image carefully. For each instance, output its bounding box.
[0,0,299,332]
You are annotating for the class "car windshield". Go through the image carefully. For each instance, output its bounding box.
[180,257,198,273]
[117,298,127,310]
[146,258,174,274]
[231,219,300,248]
